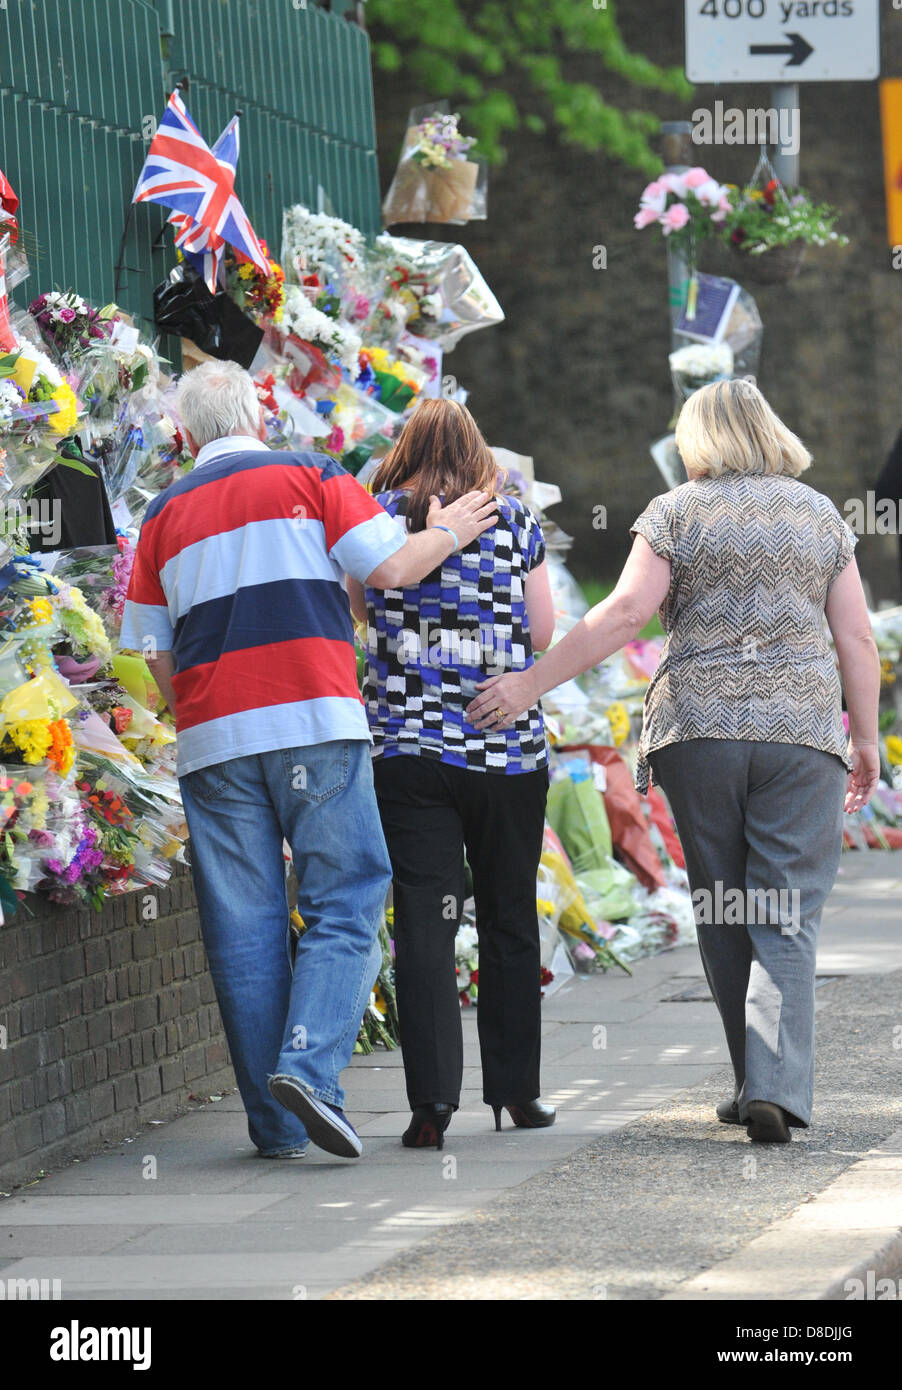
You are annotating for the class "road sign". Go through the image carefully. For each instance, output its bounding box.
[685,0,880,84]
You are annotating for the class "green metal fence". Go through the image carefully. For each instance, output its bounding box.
[0,0,381,332]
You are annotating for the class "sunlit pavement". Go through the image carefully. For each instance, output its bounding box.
[1,851,899,1300]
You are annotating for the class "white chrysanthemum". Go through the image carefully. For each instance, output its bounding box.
[15,340,63,388]
[281,286,362,374]
[669,342,733,380]
[282,205,365,280]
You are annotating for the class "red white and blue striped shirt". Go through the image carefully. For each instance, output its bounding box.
[120,436,406,776]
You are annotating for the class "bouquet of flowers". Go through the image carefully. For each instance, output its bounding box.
[363,235,503,352]
[669,341,734,400]
[0,337,85,499]
[382,104,484,226]
[280,285,362,374]
[223,240,286,327]
[281,205,366,288]
[28,291,115,363]
[634,167,732,264]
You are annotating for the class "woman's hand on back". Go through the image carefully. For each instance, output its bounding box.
[426,491,497,548]
[466,670,537,730]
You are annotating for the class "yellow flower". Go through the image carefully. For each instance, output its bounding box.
[606,702,630,747]
[886,735,902,766]
[238,262,255,281]
[48,383,79,436]
[30,785,49,829]
[27,598,54,625]
[8,718,52,764]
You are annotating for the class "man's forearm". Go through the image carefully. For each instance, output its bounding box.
[146,653,177,717]
[369,528,456,589]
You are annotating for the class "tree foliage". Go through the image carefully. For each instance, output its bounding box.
[367,0,692,172]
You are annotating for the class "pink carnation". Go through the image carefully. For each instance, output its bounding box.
[683,167,713,189]
[661,203,690,235]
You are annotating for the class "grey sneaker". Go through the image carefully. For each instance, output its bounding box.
[268,1074,362,1158]
[257,1145,309,1159]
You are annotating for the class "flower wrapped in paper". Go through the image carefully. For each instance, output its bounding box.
[382,105,484,227]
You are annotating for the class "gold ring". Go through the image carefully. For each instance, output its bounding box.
[495,707,504,720]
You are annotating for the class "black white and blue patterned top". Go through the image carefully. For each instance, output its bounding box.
[362,490,549,774]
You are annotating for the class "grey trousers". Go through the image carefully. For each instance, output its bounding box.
[648,738,846,1127]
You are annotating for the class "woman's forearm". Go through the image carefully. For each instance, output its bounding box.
[836,634,881,746]
[529,596,643,700]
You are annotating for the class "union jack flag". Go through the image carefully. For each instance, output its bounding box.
[167,116,240,291]
[133,92,269,277]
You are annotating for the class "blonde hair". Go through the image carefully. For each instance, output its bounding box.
[675,378,812,479]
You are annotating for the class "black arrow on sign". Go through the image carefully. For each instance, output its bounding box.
[749,32,814,67]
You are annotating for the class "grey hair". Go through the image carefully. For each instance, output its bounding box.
[176,359,262,447]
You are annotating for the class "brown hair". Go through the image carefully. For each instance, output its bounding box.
[369,397,499,531]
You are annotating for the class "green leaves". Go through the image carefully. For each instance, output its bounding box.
[368,0,694,170]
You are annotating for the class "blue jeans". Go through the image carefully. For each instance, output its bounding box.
[179,740,391,1155]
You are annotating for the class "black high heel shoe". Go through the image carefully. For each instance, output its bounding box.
[491,1099,556,1131]
[402,1103,454,1150]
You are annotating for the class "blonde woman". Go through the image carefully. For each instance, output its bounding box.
[468,379,880,1144]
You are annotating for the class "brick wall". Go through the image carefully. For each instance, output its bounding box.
[0,862,234,1190]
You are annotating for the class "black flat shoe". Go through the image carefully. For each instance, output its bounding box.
[716,1099,742,1126]
[746,1099,791,1144]
[491,1099,556,1131]
[402,1103,454,1151]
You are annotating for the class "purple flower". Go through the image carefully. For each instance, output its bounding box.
[58,307,76,323]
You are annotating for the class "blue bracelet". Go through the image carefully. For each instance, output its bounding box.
[432,524,458,551]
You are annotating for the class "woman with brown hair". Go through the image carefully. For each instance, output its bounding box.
[346,398,556,1149]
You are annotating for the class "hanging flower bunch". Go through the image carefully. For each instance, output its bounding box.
[634,167,732,258]
[721,179,848,255]
[28,290,115,360]
[410,112,476,170]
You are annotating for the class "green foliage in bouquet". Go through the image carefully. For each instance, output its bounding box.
[368,0,691,169]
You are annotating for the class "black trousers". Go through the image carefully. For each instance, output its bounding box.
[373,755,549,1109]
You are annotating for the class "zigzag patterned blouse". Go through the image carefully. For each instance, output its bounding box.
[630,471,858,794]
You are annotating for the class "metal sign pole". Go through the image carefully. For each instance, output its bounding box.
[771,83,800,189]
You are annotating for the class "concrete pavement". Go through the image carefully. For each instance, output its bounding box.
[0,851,898,1301]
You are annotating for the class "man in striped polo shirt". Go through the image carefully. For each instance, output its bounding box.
[120,360,496,1160]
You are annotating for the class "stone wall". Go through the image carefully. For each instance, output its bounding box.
[0,864,233,1190]
[373,7,902,602]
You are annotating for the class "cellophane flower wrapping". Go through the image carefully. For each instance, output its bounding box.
[362,235,503,352]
